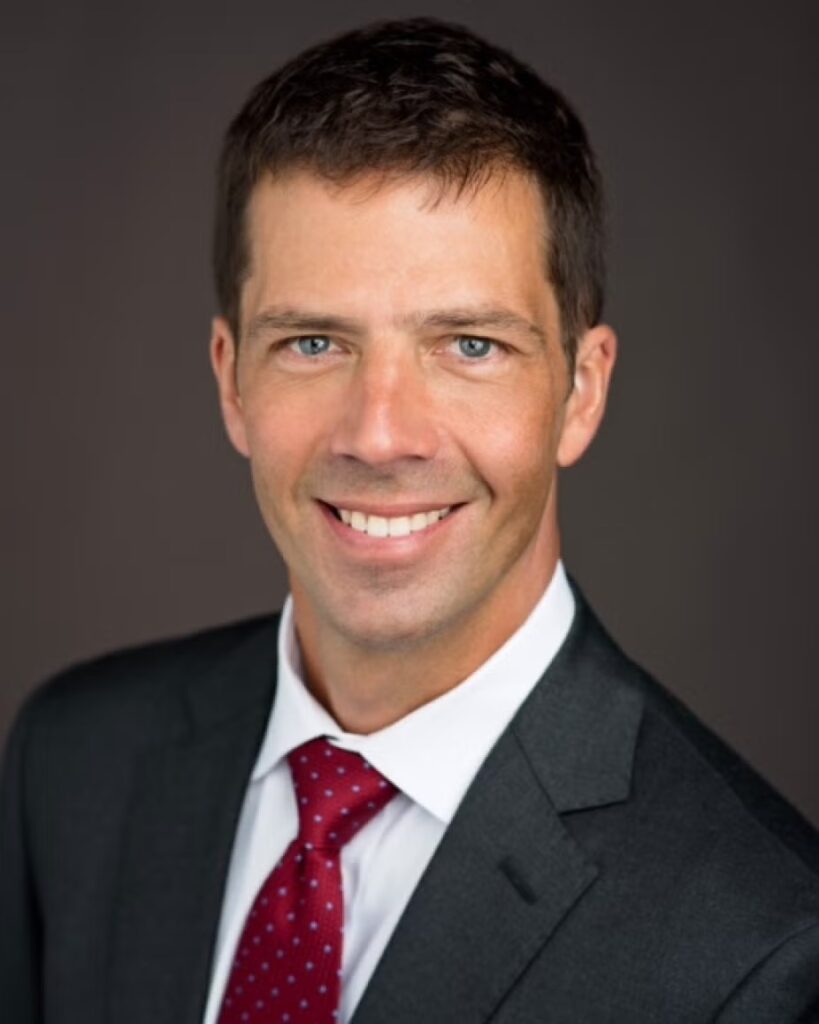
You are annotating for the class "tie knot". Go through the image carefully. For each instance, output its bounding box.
[287,737,397,851]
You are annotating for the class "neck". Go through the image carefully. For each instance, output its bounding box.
[292,548,561,734]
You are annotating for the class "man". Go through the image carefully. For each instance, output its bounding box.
[2,16,818,1023]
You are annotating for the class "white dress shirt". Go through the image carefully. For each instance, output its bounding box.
[203,561,575,1024]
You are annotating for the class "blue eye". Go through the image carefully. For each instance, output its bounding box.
[456,336,494,359]
[293,336,332,356]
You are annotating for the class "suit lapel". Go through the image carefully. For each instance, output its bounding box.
[106,619,279,1024]
[350,729,598,1024]
[352,594,644,1024]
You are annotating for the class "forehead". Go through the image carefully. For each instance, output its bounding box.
[240,168,554,332]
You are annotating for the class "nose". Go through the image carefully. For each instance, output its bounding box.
[329,345,440,465]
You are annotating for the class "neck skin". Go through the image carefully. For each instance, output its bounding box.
[291,523,562,735]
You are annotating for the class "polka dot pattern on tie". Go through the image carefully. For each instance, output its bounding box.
[217,737,397,1024]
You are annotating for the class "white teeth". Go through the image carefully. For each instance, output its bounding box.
[368,515,389,538]
[336,505,452,537]
[388,516,411,537]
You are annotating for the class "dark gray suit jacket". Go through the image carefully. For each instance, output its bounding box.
[2,589,819,1022]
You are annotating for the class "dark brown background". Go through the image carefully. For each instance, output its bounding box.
[2,1,817,823]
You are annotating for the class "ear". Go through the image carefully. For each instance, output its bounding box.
[210,316,250,458]
[557,323,617,467]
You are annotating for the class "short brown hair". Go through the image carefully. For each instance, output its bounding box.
[213,17,605,365]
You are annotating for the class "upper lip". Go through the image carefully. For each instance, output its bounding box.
[319,500,461,517]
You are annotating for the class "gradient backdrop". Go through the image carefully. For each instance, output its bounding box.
[3,0,817,823]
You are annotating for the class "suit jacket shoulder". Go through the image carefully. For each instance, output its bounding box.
[629,646,819,882]
[628,659,819,1018]
[0,614,280,1024]
[504,600,819,1021]
[17,612,280,742]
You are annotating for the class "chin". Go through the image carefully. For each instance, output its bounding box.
[323,592,456,653]
[335,613,438,653]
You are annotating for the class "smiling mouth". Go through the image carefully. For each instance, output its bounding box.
[323,503,457,538]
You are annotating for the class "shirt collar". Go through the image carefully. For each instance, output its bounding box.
[251,561,575,824]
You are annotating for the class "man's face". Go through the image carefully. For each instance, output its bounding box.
[212,169,608,653]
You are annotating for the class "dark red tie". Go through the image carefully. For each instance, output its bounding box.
[217,737,398,1024]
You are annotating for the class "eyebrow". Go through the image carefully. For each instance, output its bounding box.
[245,309,361,343]
[244,305,547,347]
[408,308,547,346]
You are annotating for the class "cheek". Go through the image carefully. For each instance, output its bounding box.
[246,370,332,441]
[448,384,558,500]
[240,389,319,503]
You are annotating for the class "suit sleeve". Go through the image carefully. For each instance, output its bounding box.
[714,921,819,1023]
[0,697,43,1022]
